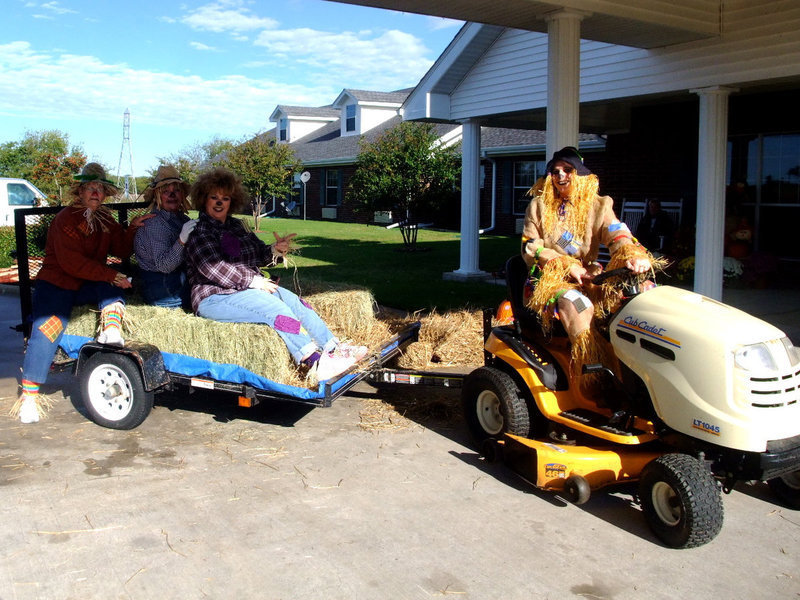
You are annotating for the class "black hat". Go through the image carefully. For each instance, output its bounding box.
[545,146,592,176]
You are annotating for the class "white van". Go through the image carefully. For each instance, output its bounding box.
[0,178,47,226]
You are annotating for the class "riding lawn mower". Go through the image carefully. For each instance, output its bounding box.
[461,255,800,548]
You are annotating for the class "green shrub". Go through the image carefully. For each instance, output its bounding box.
[0,227,15,269]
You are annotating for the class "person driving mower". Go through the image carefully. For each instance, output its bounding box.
[521,147,655,396]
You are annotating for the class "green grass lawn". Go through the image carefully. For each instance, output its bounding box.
[249,216,519,312]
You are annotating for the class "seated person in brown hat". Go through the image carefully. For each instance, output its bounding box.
[521,146,654,385]
[15,163,153,424]
[134,165,197,309]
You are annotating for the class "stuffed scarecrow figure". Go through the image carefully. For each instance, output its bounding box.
[521,147,655,386]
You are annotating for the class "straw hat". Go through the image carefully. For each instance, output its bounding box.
[143,165,191,205]
[70,162,120,197]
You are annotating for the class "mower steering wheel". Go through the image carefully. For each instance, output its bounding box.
[590,267,630,286]
[591,266,651,298]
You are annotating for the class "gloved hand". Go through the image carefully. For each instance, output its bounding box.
[248,274,278,294]
[179,219,198,245]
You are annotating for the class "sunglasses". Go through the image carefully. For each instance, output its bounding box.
[550,165,575,176]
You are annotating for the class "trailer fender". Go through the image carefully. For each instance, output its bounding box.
[75,341,170,392]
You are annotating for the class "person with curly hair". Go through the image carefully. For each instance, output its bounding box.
[184,167,366,383]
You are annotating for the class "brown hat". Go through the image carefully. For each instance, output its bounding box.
[70,162,120,198]
[143,165,191,205]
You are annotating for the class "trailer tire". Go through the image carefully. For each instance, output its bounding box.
[768,471,800,509]
[80,352,153,430]
[462,366,529,448]
[639,454,723,549]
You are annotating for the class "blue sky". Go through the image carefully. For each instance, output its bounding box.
[0,0,461,176]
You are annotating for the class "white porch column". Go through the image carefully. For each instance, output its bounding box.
[544,9,586,159]
[692,86,736,300]
[445,119,486,281]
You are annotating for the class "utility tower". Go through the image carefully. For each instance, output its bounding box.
[116,108,137,200]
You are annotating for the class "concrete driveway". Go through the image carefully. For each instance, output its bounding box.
[1,286,798,600]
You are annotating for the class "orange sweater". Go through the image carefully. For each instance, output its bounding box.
[36,206,136,291]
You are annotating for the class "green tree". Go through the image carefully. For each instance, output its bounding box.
[0,130,86,204]
[219,136,300,231]
[348,122,461,249]
[155,136,236,185]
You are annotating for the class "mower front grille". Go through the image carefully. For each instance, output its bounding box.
[747,366,800,408]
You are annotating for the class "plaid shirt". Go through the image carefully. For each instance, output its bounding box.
[185,212,275,313]
[134,208,189,273]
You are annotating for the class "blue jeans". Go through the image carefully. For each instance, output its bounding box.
[197,288,337,363]
[139,269,189,309]
[22,279,124,384]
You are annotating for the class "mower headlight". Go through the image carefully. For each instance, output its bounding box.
[734,343,778,372]
[781,337,800,367]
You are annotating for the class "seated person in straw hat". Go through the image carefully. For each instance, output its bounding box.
[14,163,154,424]
[134,165,196,308]
[184,167,366,382]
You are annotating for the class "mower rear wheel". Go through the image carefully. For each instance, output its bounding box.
[462,366,530,448]
[639,453,723,549]
[768,471,800,509]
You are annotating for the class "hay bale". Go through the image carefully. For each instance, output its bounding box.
[396,309,484,370]
[64,286,382,387]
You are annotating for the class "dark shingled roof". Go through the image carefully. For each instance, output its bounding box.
[274,105,339,118]
[290,117,458,164]
[341,88,413,104]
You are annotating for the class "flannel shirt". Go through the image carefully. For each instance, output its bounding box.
[185,212,275,313]
[134,208,189,273]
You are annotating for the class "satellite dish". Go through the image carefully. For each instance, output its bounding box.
[300,171,311,183]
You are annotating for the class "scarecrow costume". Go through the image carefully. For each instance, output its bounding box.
[134,165,194,308]
[521,147,653,382]
[13,163,137,424]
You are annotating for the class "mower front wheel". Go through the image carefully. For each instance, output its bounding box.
[462,366,530,448]
[768,471,800,509]
[639,453,723,549]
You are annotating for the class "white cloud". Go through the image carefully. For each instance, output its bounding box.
[181,1,277,34]
[0,41,333,134]
[39,1,76,15]
[253,28,432,89]
[426,16,463,31]
[190,41,218,51]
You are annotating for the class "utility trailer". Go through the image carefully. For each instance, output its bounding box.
[11,203,422,429]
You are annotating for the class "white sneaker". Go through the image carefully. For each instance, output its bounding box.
[335,343,368,362]
[315,351,356,382]
[19,396,40,424]
[97,327,124,347]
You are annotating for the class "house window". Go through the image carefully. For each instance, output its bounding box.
[279,118,288,142]
[325,169,340,206]
[345,105,356,132]
[513,160,544,214]
[727,132,800,258]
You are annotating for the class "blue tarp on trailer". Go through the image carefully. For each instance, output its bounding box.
[58,334,355,401]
